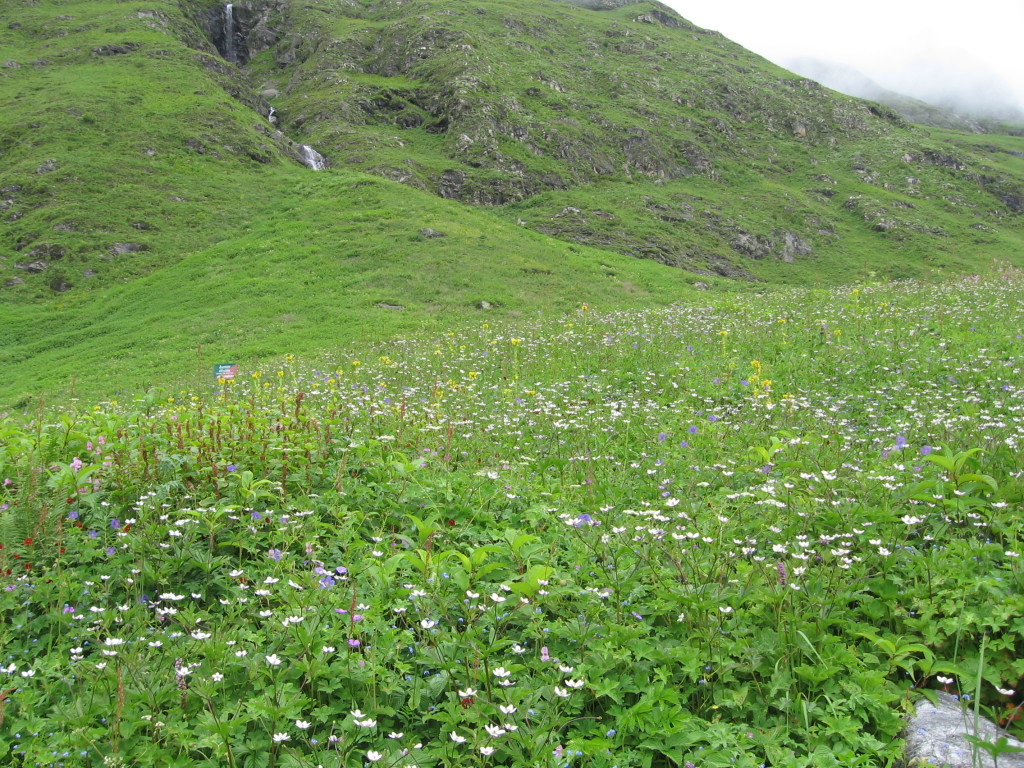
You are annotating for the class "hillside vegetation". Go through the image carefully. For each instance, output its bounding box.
[0,0,1022,400]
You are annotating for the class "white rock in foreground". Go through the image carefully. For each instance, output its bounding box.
[904,692,1024,768]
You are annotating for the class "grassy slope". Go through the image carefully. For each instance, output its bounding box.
[0,0,1022,406]
[0,0,701,405]
[263,0,1024,281]
[0,169,700,405]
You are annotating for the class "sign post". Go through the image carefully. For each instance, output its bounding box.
[214,363,238,380]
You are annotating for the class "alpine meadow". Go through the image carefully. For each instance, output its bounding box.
[1,1,1023,767]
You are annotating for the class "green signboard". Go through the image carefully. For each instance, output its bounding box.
[214,363,238,380]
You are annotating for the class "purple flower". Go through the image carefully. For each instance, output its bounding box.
[688,425,698,434]
[268,548,283,562]
[895,435,908,449]
[226,464,238,473]
[708,415,718,423]
[88,529,99,539]
[70,457,83,472]
[679,440,689,449]
[67,510,79,521]
[657,432,666,443]
[105,546,116,556]
[348,638,360,647]
[920,445,933,455]
[110,519,121,529]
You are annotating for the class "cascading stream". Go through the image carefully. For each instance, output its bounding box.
[221,6,326,170]
[223,3,237,63]
[300,145,327,171]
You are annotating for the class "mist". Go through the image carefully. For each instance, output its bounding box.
[657,0,1024,122]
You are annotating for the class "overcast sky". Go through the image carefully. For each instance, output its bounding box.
[659,0,1024,117]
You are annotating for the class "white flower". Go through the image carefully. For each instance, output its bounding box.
[354,718,377,728]
[511,643,526,654]
[997,687,1016,696]
[719,606,733,614]
[388,731,404,739]
[420,619,436,630]
[351,709,366,718]
[936,675,954,685]
[499,704,517,715]
[272,733,289,743]
[558,664,574,673]
[296,720,311,730]
[553,686,570,698]
[20,669,35,678]
[367,751,384,763]
[492,667,511,678]
[480,746,496,756]
[458,687,477,697]
[450,731,467,744]
[484,724,506,738]
[103,638,125,646]
[490,593,506,603]
[565,678,586,689]
[266,654,282,666]
[212,672,224,682]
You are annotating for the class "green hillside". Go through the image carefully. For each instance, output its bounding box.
[1,0,1022,404]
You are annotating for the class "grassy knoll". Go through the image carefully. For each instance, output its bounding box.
[0,168,706,406]
[2,270,1023,767]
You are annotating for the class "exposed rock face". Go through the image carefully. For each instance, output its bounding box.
[108,242,148,256]
[556,0,645,9]
[904,693,1024,768]
[27,243,68,261]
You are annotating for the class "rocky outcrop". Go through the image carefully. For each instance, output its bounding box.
[904,693,1024,768]
[730,230,816,262]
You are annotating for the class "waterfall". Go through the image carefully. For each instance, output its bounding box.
[223,3,237,63]
[300,145,327,171]
[267,106,276,124]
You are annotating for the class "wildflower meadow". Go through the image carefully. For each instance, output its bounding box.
[1,270,1023,768]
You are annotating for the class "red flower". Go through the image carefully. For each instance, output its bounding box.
[23,538,33,546]
[448,519,456,527]
[460,697,474,709]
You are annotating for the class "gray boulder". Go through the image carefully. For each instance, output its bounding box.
[904,692,1024,768]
